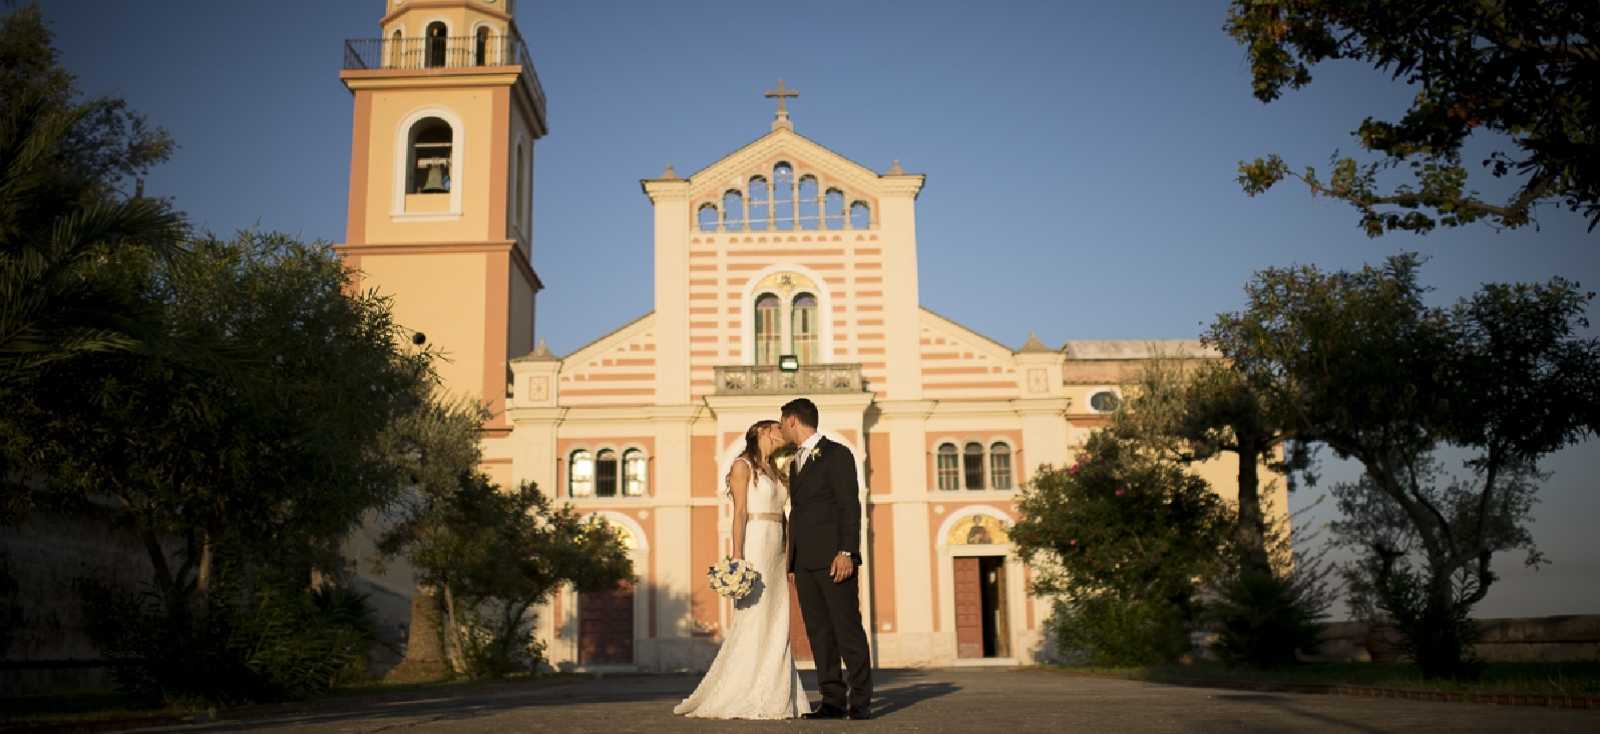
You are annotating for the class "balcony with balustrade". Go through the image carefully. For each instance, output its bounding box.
[713,363,864,396]
[341,30,547,130]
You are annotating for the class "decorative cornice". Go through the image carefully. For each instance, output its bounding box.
[1012,397,1073,417]
[340,68,522,91]
[506,406,569,424]
[639,177,690,202]
[872,399,939,420]
[878,173,926,198]
[380,0,513,27]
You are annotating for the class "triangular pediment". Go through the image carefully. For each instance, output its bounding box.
[686,127,886,202]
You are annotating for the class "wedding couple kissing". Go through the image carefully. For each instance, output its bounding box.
[673,397,873,721]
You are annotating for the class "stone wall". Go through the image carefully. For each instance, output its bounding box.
[0,507,157,695]
[1,508,417,696]
[1310,616,1600,663]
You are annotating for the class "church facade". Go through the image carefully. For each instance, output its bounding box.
[336,0,1278,672]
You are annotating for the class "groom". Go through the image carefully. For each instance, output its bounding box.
[779,397,872,721]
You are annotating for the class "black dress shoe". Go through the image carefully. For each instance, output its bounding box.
[802,704,847,720]
[847,709,871,720]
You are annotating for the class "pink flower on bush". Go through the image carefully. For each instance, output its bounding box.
[1067,464,1080,476]
[1068,538,1078,546]
[1115,486,1127,497]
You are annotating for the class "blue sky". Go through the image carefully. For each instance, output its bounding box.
[31,0,1598,618]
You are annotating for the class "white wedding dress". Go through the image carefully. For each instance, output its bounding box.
[674,457,811,719]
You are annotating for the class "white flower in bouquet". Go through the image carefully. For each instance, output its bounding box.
[707,556,760,601]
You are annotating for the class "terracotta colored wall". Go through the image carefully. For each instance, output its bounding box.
[867,432,892,495]
[691,435,719,498]
[869,503,896,632]
[690,505,720,636]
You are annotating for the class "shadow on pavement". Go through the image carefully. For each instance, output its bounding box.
[167,675,686,733]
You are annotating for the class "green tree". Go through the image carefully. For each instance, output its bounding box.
[382,470,633,677]
[1012,430,1233,665]
[1331,455,1544,677]
[13,232,434,617]
[0,4,183,517]
[1226,0,1599,234]
[1116,358,1332,668]
[1116,356,1312,576]
[1207,254,1600,676]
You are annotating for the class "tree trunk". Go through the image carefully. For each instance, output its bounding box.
[385,584,451,682]
[1236,442,1271,577]
[442,583,469,674]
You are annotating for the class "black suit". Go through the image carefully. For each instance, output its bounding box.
[787,435,871,715]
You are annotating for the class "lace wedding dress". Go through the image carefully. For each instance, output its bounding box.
[673,457,811,719]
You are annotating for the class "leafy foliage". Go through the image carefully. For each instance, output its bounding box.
[1206,509,1335,669]
[1226,0,1599,234]
[0,4,185,512]
[379,403,633,678]
[1207,253,1600,676]
[1332,457,1545,679]
[1012,430,1233,665]
[12,232,435,620]
[78,574,377,704]
[1115,355,1315,575]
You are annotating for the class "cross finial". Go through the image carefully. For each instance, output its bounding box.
[764,79,798,130]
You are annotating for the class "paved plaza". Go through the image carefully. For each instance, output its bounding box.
[133,668,1598,733]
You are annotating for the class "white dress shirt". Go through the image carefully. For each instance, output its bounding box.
[795,431,824,471]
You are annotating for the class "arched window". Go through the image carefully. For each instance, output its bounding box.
[791,293,818,364]
[748,176,769,231]
[798,176,819,230]
[936,443,960,491]
[388,29,403,68]
[850,201,871,229]
[754,293,781,365]
[697,204,719,232]
[569,450,594,497]
[963,442,985,490]
[623,449,647,497]
[407,117,452,194]
[722,190,744,230]
[772,162,794,230]
[425,21,447,68]
[824,189,845,230]
[990,442,1013,490]
[596,449,619,498]
[474,26,490,65]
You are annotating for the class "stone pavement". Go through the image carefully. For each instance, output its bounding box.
[133,668,1599,733]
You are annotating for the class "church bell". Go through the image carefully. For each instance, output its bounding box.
[420,163,448,193]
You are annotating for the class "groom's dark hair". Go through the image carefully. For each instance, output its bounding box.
[781,397,819,429]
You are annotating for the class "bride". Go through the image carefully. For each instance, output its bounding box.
[674,419,811,719]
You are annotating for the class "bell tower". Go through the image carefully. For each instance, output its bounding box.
[334,0,547,433]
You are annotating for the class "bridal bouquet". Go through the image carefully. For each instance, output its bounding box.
[707,556,759,601]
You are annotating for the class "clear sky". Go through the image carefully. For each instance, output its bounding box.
[30,0,1599,619]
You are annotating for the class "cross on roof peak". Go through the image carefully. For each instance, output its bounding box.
[764,79,798,130]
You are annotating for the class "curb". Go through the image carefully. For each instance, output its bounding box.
[1121,674,1600,710]
[0,714,188,733]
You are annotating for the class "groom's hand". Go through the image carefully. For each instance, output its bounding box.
[830,553,854,583]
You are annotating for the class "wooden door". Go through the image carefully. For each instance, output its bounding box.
[954,557,983,658]
[788,575,813,661]
[579,580,634,665]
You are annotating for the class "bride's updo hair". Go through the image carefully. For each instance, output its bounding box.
[737,419,780,483]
